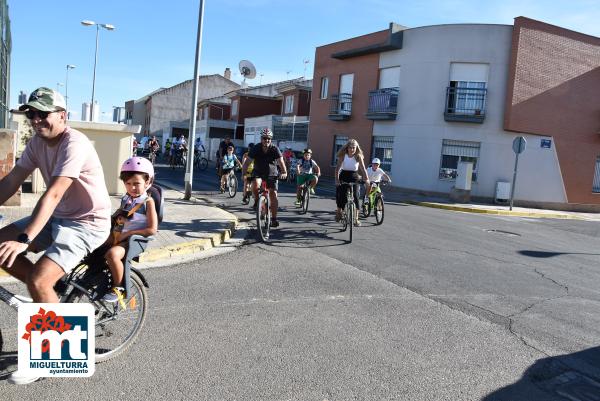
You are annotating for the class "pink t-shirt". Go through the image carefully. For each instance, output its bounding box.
[17,126,111,230]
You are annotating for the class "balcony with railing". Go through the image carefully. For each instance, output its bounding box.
[328,93,352,121]
[366,87,399,120]
[444,87,487,123]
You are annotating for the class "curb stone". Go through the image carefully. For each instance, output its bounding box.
[137,222,236,263]
[146,181,239,260]
[409,201,584,220]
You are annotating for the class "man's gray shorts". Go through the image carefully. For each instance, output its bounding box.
[13,217,109,274]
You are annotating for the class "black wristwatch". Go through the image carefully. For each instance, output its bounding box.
[17,233,32,245]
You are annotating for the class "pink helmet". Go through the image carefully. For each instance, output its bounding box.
[121,156,155,179]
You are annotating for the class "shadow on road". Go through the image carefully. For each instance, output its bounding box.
[518,250,600,258]
[482,346,600,401]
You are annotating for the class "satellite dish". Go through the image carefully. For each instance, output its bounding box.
[239,60,257,88]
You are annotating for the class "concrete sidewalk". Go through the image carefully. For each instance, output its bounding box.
[0,185,238,277]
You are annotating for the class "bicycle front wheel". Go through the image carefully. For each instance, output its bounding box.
[65,270,148,363]
[375,195,384,225]
[301,187,310,214]
[228,174,237,198]
[347,201,354,243]
[256,194,271,242]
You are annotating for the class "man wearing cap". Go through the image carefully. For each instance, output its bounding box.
[0,88,111,303]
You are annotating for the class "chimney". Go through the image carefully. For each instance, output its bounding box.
[224,68,231,80]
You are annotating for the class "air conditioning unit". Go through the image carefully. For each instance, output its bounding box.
[495,181,511,204]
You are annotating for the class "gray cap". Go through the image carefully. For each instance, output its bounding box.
[18,87,66,112]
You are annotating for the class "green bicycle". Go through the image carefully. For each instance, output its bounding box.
[361,181,387,225]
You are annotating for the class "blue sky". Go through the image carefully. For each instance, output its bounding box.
[9,0,600,121]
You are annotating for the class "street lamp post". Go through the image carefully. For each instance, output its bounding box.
[65,64,75,116]
[184,0,205,200]
[81,20,115,122]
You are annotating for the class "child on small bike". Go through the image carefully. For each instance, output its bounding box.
[103,157,158,302]
[295,148,321,206]
[365,158,392,204]
[220,145,242,193]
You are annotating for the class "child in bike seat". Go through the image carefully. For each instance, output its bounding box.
[103,157,158,302]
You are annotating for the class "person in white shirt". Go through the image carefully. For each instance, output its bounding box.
[170,135,188,163]
[175,134,187,150]
[365,158,391,201]
[195,137,205,152]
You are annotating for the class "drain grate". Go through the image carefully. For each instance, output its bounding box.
[484,229,521,237]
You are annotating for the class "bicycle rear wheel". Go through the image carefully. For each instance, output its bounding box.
[375,195,384,225]
[199,158,208,171]
[256,194,271,242]
[227,173,237,198]
[361,195,371,218]
[300,186,310,214]
[64,267,148,363]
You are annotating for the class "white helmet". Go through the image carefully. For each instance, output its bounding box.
[371,158,381,164]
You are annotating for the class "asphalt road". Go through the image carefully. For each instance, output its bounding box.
[1,162,600,400]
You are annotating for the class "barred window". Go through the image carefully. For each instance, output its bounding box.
[371,136,394,172]
[439,139,480,181]
[332,135,348,166]
[593,157,600,193]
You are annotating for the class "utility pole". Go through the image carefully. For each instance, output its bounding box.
[184,0,205,200]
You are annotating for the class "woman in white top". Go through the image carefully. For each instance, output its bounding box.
[335,139,370,225]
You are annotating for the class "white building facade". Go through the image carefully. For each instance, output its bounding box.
[373,24,565,203]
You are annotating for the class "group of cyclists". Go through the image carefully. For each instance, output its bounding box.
[224,128,391,228]
[135,129,393,229]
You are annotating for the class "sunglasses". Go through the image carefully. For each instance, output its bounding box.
[261,137,272,141]
[25,110,58,120]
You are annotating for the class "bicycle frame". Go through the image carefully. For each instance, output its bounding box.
[367,182,383,204]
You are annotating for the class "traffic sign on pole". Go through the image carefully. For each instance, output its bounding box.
[512,136,526,154]
[510,136,527,210]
